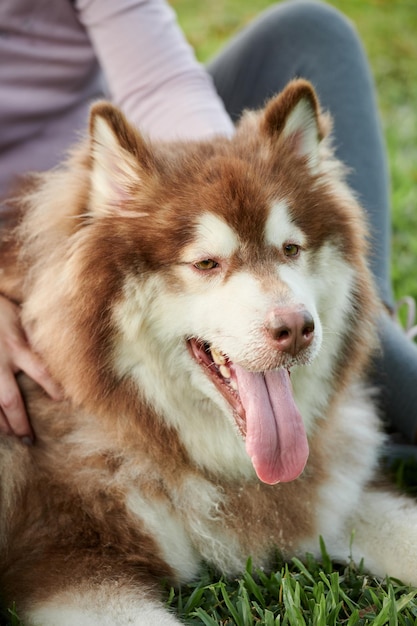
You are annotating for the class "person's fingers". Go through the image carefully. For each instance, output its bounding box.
[0,366,34,441]
[0,294,63,442]
[0,407,13,436]
[15,345,63,401]
[1,302,63,400]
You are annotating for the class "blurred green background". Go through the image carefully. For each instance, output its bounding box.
[171,0,417,306]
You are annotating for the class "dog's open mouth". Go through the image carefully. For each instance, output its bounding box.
[188,338,309,485]
[187,339,246,435]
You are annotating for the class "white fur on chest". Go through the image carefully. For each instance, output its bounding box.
[299,384,384,556]
[126,475,244,580]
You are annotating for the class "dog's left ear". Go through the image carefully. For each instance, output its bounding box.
[88,102,153,217]
[261,79,324,170]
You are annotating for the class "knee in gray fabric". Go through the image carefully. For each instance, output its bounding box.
[208,0,368,117]
[258,0,363,60]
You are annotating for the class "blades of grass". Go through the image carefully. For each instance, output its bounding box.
[6,605,24,626]
[311,589,342,626]
[312,580,325,604]
[252,600,268,621]
[319,536,333,575]
[167,560,417,625]
[256,569,280,599]
[336,586,358,614]
[388,583,398,626]
[243,568,266,608]
[291,556,316,585]
[327,601,344,626]
[183,585,207,614]
[312,592,327,626]
[374,601,393,626]
[371,591,394,626]
[282,571,306,626]
[190,582,223,622]
[192,607,222,626]
[348,530,356,560]
[166,585,179,612]
[219,581,244,625]
[395,589,417,613]
[329,571,341,605]
[318,570,340,611]
[367,586,384,613]
[258,564,284,594]
[236,583,255,626]
[346,608,361,626]
[264,608,279,626]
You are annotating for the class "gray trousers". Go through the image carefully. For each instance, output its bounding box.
[208,0,417,441]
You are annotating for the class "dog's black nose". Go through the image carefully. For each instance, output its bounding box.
[266,308,315,356]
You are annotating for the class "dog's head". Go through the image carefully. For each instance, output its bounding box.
[20,80,378,484]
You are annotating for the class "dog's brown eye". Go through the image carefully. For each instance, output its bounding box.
[283,243,300,257]
[194,259,219,271]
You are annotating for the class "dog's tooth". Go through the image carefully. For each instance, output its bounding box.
[211,348,226,365]
[230,379,238,391]
[219,364,231,379]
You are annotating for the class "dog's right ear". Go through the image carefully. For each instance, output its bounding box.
[260,80,325,171]
[88,102,153,217]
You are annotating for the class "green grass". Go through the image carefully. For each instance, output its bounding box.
[167,547,417,625]
[5,2,417,624]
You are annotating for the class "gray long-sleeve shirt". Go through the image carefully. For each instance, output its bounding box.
[0,0,234,203]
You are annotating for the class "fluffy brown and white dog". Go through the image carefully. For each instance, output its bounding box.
[1,79,417,625]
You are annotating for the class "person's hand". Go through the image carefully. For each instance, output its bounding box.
[0,294,63,444]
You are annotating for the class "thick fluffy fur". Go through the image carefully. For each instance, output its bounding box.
[1,80,417,625]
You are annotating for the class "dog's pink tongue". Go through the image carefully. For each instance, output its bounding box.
[234,366,309,484]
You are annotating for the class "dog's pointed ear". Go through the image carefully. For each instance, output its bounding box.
[261,80,324,169]
[88,102,152,217]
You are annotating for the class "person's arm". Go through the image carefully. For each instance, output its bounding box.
[74,0,235,141]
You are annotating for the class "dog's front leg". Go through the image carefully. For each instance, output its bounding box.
[318,487,417,586]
